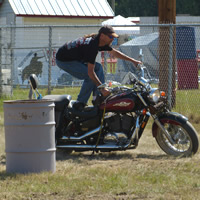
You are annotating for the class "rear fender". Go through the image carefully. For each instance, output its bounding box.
[152,112,188,137]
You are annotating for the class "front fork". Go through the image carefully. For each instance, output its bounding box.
[152,115,175,145]
[137,92,176,145]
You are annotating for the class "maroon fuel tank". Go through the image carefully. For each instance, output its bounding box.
[99,92,135,112]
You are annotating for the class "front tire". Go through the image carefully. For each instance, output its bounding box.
[154,120,199,157]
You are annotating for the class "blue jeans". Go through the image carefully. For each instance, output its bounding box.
[56,59,105,104]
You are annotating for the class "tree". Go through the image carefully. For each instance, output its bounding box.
[109,0,200,17]
[114,0,158,17]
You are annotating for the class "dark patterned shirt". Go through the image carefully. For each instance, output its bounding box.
[56,35,112,64]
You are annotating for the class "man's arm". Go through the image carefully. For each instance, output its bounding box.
[109,48,142,67]
[88,63,102,86]
[87,63,110,97]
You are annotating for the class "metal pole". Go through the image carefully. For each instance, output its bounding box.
[167,25,174,110]
[48,26,52,94]
[10,26,15,96]
[0,28,2,97]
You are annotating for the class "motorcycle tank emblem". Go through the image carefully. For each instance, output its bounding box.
[113,102,131,107]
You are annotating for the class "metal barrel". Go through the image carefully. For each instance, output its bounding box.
[3,99,56,173]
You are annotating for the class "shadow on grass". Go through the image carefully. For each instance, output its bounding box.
[56,150,133,162]
[0,154,18,180]
[0,171,18,180]
[0,154,5,165]
[136,153,169,160]
[56,150,170,163]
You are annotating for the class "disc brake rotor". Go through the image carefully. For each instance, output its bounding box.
[162,124,191,152]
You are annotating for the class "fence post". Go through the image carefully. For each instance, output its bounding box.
[48,26,52,94]
[10,26,15,96]
[159,24,176,110]
[167,25,174,110]
[0,28,2,97]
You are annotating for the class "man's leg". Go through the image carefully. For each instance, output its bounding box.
[56,60,96,104]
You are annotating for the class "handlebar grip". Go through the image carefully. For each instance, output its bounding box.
[136,63,143,70]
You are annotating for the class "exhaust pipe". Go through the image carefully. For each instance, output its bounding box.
[56,144,125,150]
[60,126,101,141]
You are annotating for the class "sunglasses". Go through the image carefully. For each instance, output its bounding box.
[107,34,114,39]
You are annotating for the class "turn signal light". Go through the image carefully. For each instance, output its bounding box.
[142,109,147,115]
[160,91,166,97]
[141,122,146,128]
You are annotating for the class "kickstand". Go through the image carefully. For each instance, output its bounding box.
[91,149,99,155]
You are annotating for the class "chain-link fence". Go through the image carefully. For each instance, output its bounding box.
[0,24,200,116]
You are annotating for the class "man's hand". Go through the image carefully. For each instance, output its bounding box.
[135,62,143,70]
[100,88,111,97]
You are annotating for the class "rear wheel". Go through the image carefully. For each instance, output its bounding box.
[155,120,199,157]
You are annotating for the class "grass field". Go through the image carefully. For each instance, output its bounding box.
[0,86,200,200]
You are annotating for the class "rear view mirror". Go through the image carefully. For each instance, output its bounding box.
[29,74,39,90]
[28,74,42,100]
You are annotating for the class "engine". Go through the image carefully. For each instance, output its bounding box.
[103,113,135,145]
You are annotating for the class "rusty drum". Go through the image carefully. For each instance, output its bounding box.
[3,99,56,173]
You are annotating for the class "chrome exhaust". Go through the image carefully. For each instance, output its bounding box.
[56,144,125,150]
[60,126,101,141]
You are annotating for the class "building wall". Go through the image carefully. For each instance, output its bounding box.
[140,16,200,25]
[0,0,12,16]
[21,17,104,44]
[0,0,110,87]
[0,0,16,25]
[23,17,105,26]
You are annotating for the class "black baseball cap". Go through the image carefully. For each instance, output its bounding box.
[99,25,119,38]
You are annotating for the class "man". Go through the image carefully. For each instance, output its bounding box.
[56,25,142,108]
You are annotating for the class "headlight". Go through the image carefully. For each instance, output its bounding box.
[149,88,160,103]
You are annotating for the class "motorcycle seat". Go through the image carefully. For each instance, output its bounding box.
[43,95,72,111]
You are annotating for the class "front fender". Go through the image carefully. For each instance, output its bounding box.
[152,112,188,137]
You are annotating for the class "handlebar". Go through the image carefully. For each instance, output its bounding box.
[136,63,145,78]
[97,64,152,95]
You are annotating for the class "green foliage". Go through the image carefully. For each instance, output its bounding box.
[176,0,200,16]
[109,0,200,17]
[115,0,158,17]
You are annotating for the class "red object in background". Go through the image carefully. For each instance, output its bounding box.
[197,50,200,64]
[47,49,56,66]
[107,57,117,73]
[177,59,199,90]
[101,52,117,74]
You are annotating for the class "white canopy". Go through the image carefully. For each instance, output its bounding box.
[102,15,140,35]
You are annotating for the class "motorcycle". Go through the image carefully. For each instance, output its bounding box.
[29,66,199,157]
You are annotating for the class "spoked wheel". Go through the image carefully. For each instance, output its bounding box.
[155,120,199,157]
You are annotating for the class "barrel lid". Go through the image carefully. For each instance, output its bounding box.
[4,99,54,104]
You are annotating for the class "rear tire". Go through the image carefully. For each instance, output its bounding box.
[155,120,199,157]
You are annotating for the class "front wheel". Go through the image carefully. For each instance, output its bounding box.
[154,119,199,157]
